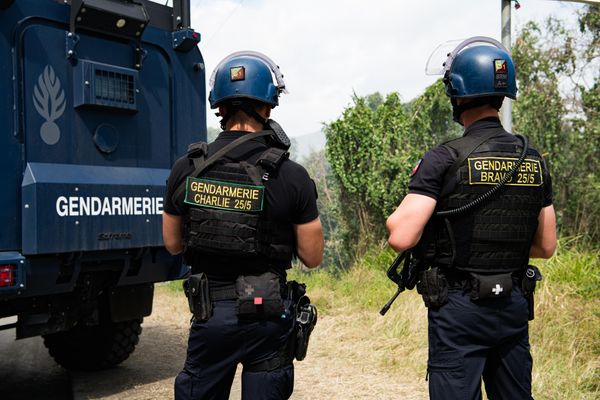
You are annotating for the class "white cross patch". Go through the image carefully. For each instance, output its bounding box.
[492,284,503,296]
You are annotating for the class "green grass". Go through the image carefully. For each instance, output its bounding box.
[537,237,600,299]
[156,279,185,294]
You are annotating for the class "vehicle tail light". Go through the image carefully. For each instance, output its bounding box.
[0,264,16,287]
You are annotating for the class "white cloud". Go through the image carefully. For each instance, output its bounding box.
[190,0,584,136]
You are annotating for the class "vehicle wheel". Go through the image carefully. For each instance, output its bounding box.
[43,318,143,371]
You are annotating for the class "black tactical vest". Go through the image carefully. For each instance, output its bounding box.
[180,140,294,271]
[430,131,546,273]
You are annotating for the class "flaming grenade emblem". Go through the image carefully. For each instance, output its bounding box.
[33,65,66,145]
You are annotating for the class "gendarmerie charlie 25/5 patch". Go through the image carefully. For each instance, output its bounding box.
[184,177,264,212]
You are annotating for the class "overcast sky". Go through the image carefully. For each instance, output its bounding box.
[185,0,585,136]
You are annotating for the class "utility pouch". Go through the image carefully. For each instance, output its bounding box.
[183,272,211,322]
[469,272,512,301]
[416,267,449,309]
[235,272,285,319]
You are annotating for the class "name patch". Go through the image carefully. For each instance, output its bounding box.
[184,177,264,212]
[468,157,543,186]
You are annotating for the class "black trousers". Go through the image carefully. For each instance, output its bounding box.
[175,300,294,400]
[427,286,533,400]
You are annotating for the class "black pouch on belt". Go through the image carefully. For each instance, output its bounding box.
[416,267,449,309]
[183,272,211,322]
[469,272,512,301]
[235,272,285,319]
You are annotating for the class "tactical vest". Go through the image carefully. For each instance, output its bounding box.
[178,137,294,269]
[429,131,546,273]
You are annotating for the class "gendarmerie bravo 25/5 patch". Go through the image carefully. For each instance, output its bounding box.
[468,157,543,186]
[184,177,264,212]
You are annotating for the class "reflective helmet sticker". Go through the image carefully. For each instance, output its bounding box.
[230,66,245,82]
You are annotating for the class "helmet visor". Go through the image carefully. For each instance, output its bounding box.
[425,36,508,76]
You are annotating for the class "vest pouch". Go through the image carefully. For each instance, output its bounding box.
[235,272,285,319]
[183,272,211,322]
[469,272,512,301]
[186,207,261,256]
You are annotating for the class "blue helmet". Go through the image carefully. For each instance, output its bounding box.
[440,37,517,99]
[208,51,287,109]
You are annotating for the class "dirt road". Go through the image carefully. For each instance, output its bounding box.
[2,286,428,399]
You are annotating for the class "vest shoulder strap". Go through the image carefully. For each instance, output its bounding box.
[172,131,272,211]
[186,141,209,170]
[439,127,505,198]
[187,141,208,158]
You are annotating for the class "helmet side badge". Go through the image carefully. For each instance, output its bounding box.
[494,59,508,89]
[230,66,245,82]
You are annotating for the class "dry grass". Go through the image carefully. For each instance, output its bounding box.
[529,281,600,399]
[291,243,600,400]
[146,243,599,399]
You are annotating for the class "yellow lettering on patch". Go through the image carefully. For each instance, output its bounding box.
[184,177,264,212]
[468,157,543,187]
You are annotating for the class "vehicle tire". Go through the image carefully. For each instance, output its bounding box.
[43,318,143,371]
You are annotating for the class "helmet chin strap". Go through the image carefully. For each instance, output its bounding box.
[218,101,269,130]
[451,97,501,125]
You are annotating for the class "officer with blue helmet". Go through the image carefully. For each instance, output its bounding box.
[163,51,324,400]
[386,37,557,399]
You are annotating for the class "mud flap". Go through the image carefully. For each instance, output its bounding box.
[109,283,153,322]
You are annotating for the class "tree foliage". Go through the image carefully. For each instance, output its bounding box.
[512,7,600,242]
[301,150,349,269]
[323,82,460,258]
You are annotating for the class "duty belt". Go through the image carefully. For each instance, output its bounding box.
[208,282,288,301]
[209,285,237,301]
[443,270,523,289]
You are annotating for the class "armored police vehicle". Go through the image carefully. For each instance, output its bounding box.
[0,0,205,370]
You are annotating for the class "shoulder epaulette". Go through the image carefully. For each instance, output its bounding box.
[257,147,289,171]
[186,141,208,158]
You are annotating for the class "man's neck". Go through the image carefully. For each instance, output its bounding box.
[461,108,500,129]
[226,120,263,132]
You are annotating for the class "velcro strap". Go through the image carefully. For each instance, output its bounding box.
[189,224,255,237]
[189,207,259,225]
[187,237,256,252]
